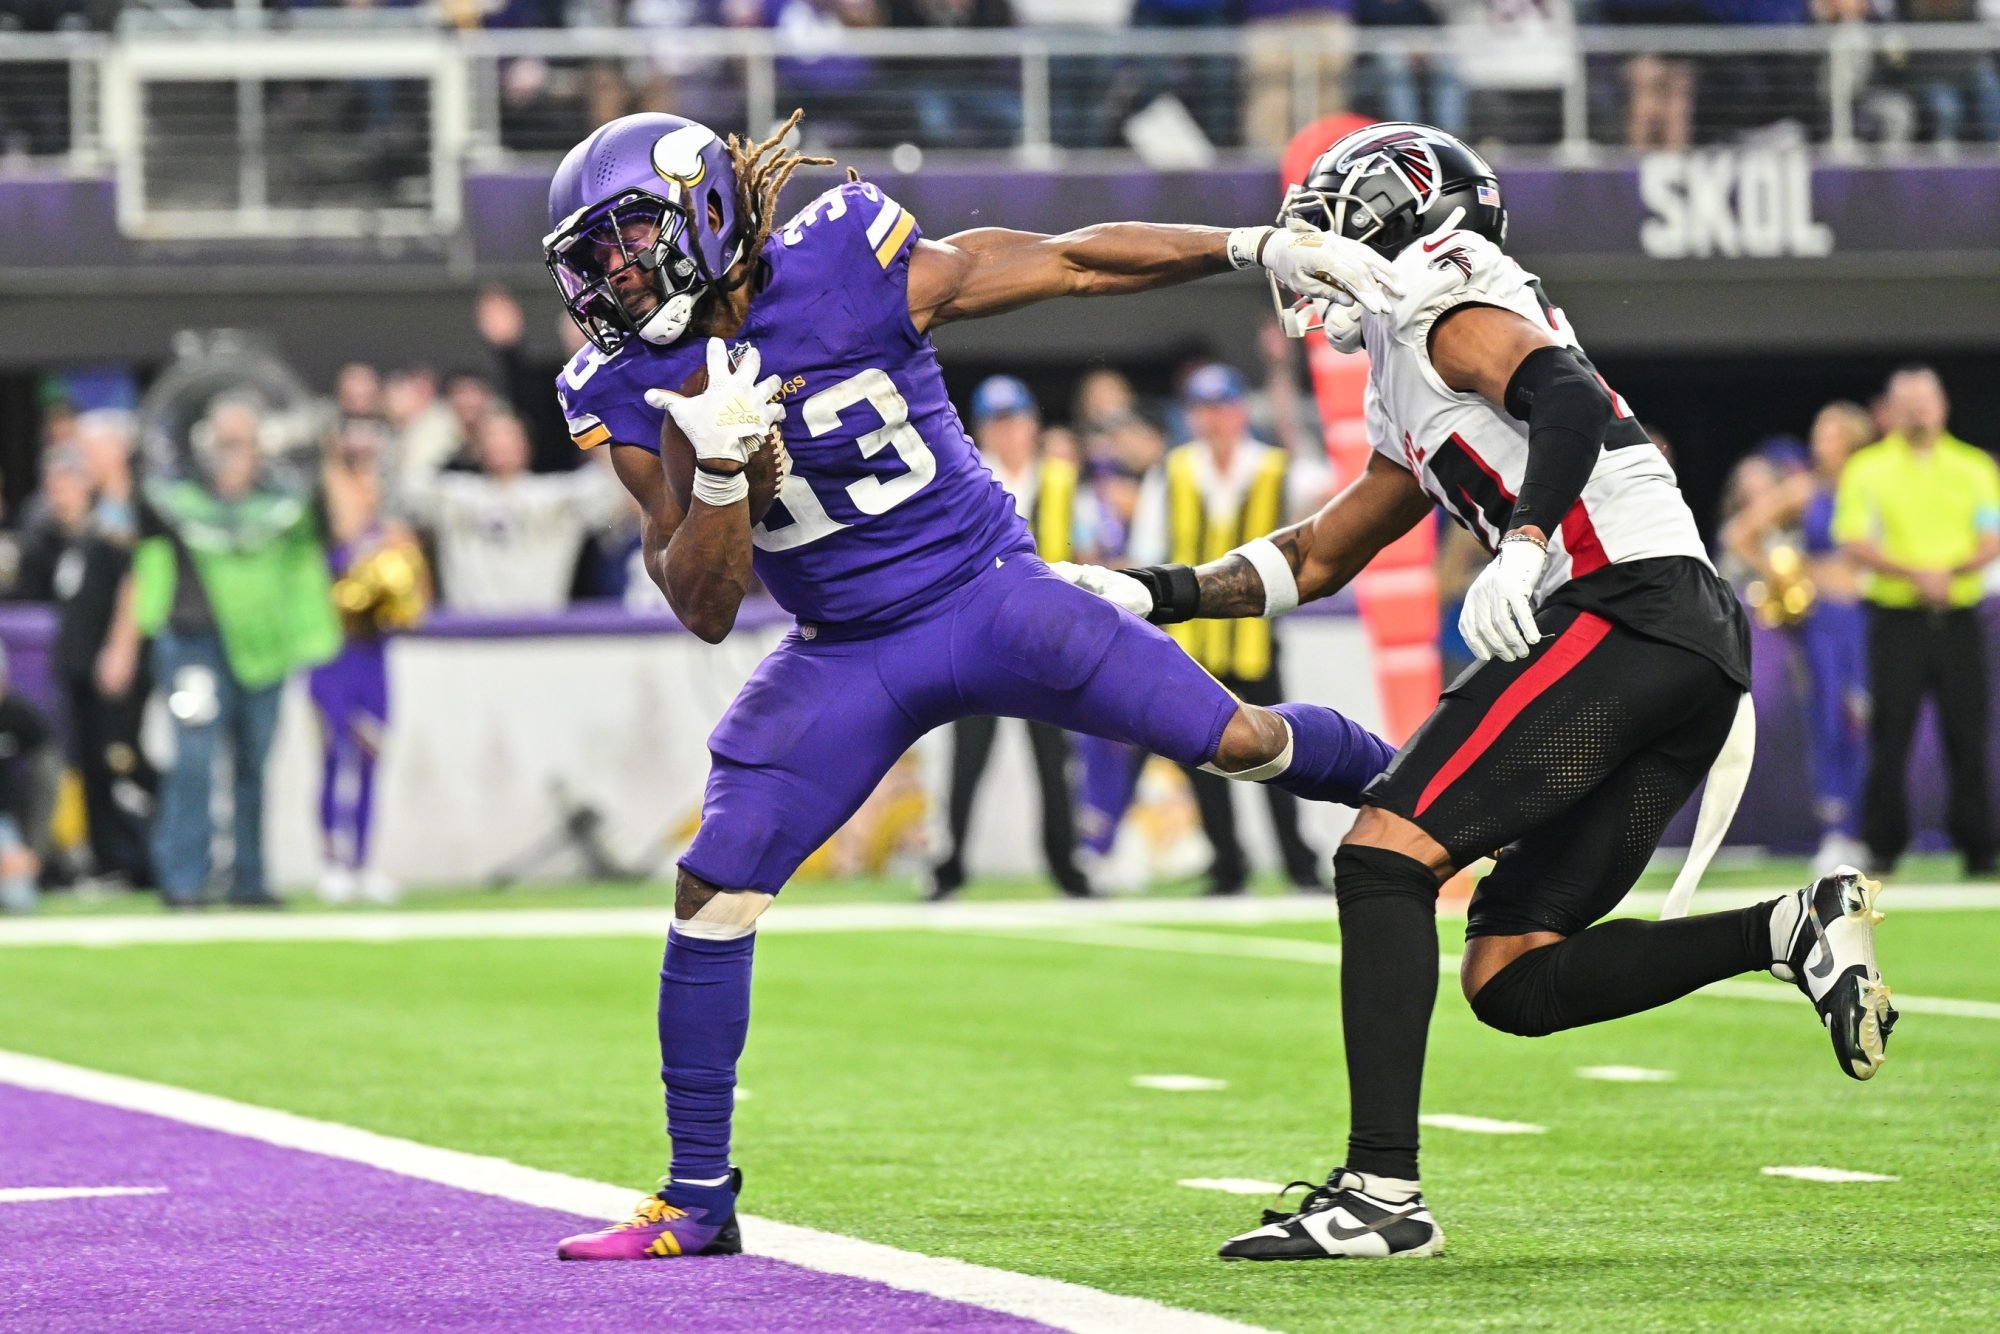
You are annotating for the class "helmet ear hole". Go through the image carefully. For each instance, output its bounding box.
[707,187,726,240]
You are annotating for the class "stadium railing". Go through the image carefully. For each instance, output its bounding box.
[1,24,1996,236]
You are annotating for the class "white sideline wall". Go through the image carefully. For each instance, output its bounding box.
[262,618,1382,890]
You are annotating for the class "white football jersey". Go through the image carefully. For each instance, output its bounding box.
[1361,230,1709,603]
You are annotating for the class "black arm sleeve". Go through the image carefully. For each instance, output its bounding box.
[1502,344,1613,537]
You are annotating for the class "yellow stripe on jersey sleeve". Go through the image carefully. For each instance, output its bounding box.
[874,209,917,268]
[572,423,611,449]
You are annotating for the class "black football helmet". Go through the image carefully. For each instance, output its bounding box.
[1278,122,1507,261]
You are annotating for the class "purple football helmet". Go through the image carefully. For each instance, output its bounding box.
[543,113,746,354]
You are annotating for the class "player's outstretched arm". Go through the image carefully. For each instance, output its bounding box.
[1057,452,1430,622]
[906,222,1399,331]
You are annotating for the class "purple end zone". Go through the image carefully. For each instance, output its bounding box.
[0,1083,1052,1334]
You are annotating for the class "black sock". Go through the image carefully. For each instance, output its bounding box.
[1331,844,1439,1183]
[1471,904,1777,1037]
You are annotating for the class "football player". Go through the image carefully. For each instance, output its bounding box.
[1062,123,1897,1260]
[544,110,1406,1260]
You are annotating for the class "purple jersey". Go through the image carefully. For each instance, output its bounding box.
[556,180,1029,632]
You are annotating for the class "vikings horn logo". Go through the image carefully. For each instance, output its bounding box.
[651,124,715,191]
[1333,128,1445,212]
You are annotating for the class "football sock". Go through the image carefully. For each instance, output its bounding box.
[1332,844,1440,1183]
[657,927,754,1195]
[1355,1172,1421,1203]
[1470,903,1778,1037]
[1268,703,1398,806]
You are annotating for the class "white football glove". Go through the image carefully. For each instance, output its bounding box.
[1321,290,1366,354]
[643,337,784,470]
[1051,561,1156,619]
[1259,218,1403,315]
[1459,534,1550,663]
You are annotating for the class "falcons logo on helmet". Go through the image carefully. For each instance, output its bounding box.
[1332,128,1445,212]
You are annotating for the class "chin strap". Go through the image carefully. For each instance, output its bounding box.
[640,292,696,346]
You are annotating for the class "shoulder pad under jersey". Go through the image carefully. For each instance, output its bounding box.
[1382,229,1528,354]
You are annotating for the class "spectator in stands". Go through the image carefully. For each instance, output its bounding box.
[1073,366,1138,434]
[1243,0,1353,151]
[1695,0,1817,143]
[1126,0,1238,147]
[313,416,428,905]
[75,407,138,543]
[100,395,342,908]
[726,0,886,149]
[1597,0,1703,150]
[13,446,153,889]
[1897,0,2000,144]
[1128,363,1327,895]
[1448,0,1575,146]
[333,362,384,424]
[384,366,462,495]
[1835,366,2000,877]
[1724,402,1874,873]
[403,409,626,612]
[475,286,584,473]
[887,0,1022,149]
[925,376,1093,901]
[0,643,58,915]
[1352,0,1465,135]
[443,371,498,465]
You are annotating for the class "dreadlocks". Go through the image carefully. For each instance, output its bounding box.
[720,109,856,289]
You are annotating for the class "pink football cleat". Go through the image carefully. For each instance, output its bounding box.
[557,1169,742,1260]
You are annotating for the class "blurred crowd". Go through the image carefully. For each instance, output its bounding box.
[1710,365,1999,880]
[4,0,1998,163]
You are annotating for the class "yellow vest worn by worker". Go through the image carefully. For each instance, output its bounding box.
[1165,441,1289,681]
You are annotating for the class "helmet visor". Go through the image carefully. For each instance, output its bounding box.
[545,191,704,353]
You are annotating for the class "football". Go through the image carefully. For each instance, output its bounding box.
[658,361,786,524]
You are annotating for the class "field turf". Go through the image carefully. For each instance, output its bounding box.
[2,873,1997,1331]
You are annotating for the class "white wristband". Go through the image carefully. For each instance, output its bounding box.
[1225,226,1272,271]
[692,468,750,508]
[1233,536,1300,617]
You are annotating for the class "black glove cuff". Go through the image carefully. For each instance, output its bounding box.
[1128,563,1202,625]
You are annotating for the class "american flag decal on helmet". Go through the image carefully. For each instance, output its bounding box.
[1477,184,1500,207]
[1333,128,1445,211]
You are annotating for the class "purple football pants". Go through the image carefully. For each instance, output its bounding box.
[681,553,1240,894]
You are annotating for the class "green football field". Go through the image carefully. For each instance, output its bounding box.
[3,871,1998,1332]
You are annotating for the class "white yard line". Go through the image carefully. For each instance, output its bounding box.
[1419,1114,1546,1135]
[0,1049,1267,1334]
[5,882,2000,951]
[1178,1179,1286,1196]
[1132,1075,1228,1092]
[1576,1066,1676,1083]
[0,1186,168,1204]
[1761,1166,1899,1184]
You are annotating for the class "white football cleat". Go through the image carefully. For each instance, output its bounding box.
[1771,865,1897,1080]
[1218,1170,1443,1261]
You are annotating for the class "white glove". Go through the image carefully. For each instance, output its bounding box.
[1459,535,1550,663]
[1257,219,1403,315]
[1321,290,1366,354]
[1051,561,1156,619]
[644,337,783,470]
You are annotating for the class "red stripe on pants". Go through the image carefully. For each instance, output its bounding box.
[1413,612,1615,818]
